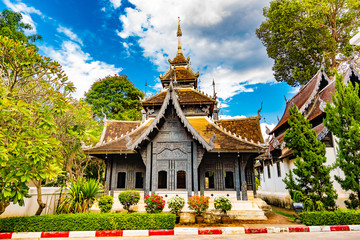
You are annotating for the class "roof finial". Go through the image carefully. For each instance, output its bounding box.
[212,79,217,99]
[177,17,183,54]
[320,55,326,70]
[144,80,147,99]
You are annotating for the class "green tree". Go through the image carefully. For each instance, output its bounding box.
[0,35,100,215]
[256,0,360,86]
[0,9,42,45]
[85,75,144,121]
[283,106,337,210]
[324,74,360,209]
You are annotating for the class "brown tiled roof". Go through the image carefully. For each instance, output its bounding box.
[307,80,335,121]
[102,120,141,142]
[215,117,264,144]
[84,119,154,154]
[142,88,215,106]
[169,53,188,64]
[160,66,198,81]
[270,70,329,134]
[187,117,265,152]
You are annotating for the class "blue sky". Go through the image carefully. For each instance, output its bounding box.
[0,0,299,133]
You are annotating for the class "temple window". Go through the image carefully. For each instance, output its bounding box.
[277,162,281,177]
[117,172,126,188]
[135,172,144,188]
[158,171,167,189]
[205,171,215,189]
[224,171,234,189]
[267,165,271,179]
[177,171,186,189]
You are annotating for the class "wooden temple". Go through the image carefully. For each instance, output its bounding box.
[85,20,266,200]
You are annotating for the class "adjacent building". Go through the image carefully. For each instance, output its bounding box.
[257,64,360,208]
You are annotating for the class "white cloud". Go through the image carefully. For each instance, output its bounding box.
[289,86,300,95]
[40,41,123,98]
[116,0,273,101]
[260,122,276,142]
[110,0,121,9]
[57,25,83,46]
[200,66,274,100]
[3,0,42,33]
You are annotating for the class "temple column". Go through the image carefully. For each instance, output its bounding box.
[192,143,198,196]
[187,142,192,198]
[239,155,248,200]
[235,156,241,200]
[151,145,157,195]
[144,144,152,196]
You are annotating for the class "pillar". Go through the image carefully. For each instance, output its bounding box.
[192,143,198,195]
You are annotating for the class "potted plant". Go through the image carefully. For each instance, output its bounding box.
[188,195,210,223]
[214,196,232,223]
[168,196,185,223]
[118,190,140,212]
[144,194,165,213]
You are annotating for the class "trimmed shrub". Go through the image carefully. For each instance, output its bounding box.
[214,196,232,214]
[98,195,113,213]
[144,194,165,213]
[118,190,140,211]
[299,210,360,226]
[168,196,185,215]
[0,213,176,232]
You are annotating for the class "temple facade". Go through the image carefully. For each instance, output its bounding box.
[85,20,266,200]
[257,64,360,208]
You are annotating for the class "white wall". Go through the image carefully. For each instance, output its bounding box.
[1,187,61,218]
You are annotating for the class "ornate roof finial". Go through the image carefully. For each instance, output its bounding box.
[212,79,217,99]
[320,55,326,70]
[177,17,183,54]
[144,80,147,99]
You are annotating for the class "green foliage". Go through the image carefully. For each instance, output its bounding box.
[144,194,165,213]
[84,75,144,121]
[283,106,337,210]
[98,195,114,213]
[167,196,185,215]
[0,9,42,46]
[256,0,360,86]
[118,190,140,211]
[299,210,360,226]
[57,178,103,214]
[214,196,232,214]
[188,195,210,215]
[0,213,176,232]
[324,74,360,209]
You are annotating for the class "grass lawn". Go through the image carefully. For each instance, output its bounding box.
[272,210,296,221]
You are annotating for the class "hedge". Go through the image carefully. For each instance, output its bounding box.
[0,213,175,232]
[299,210,360,226]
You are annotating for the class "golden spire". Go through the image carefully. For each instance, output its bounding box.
[177,17,183,54]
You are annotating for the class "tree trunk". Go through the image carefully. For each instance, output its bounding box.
[0,200,10,215]
[33,180,46,215]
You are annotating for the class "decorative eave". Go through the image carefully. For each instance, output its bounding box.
[298,70,330,113]
[127,82,214,151]
[343,63,360,85]
[270,69,330,135]
[83,118,153,154]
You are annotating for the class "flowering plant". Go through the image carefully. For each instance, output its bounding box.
[188,195,210,215]
[118,190,140,211]
[214,196,232,214]
[144,194,165,213]
[168,196,185,215]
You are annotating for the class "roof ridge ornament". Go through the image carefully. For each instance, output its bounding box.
[177,17,183,54]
